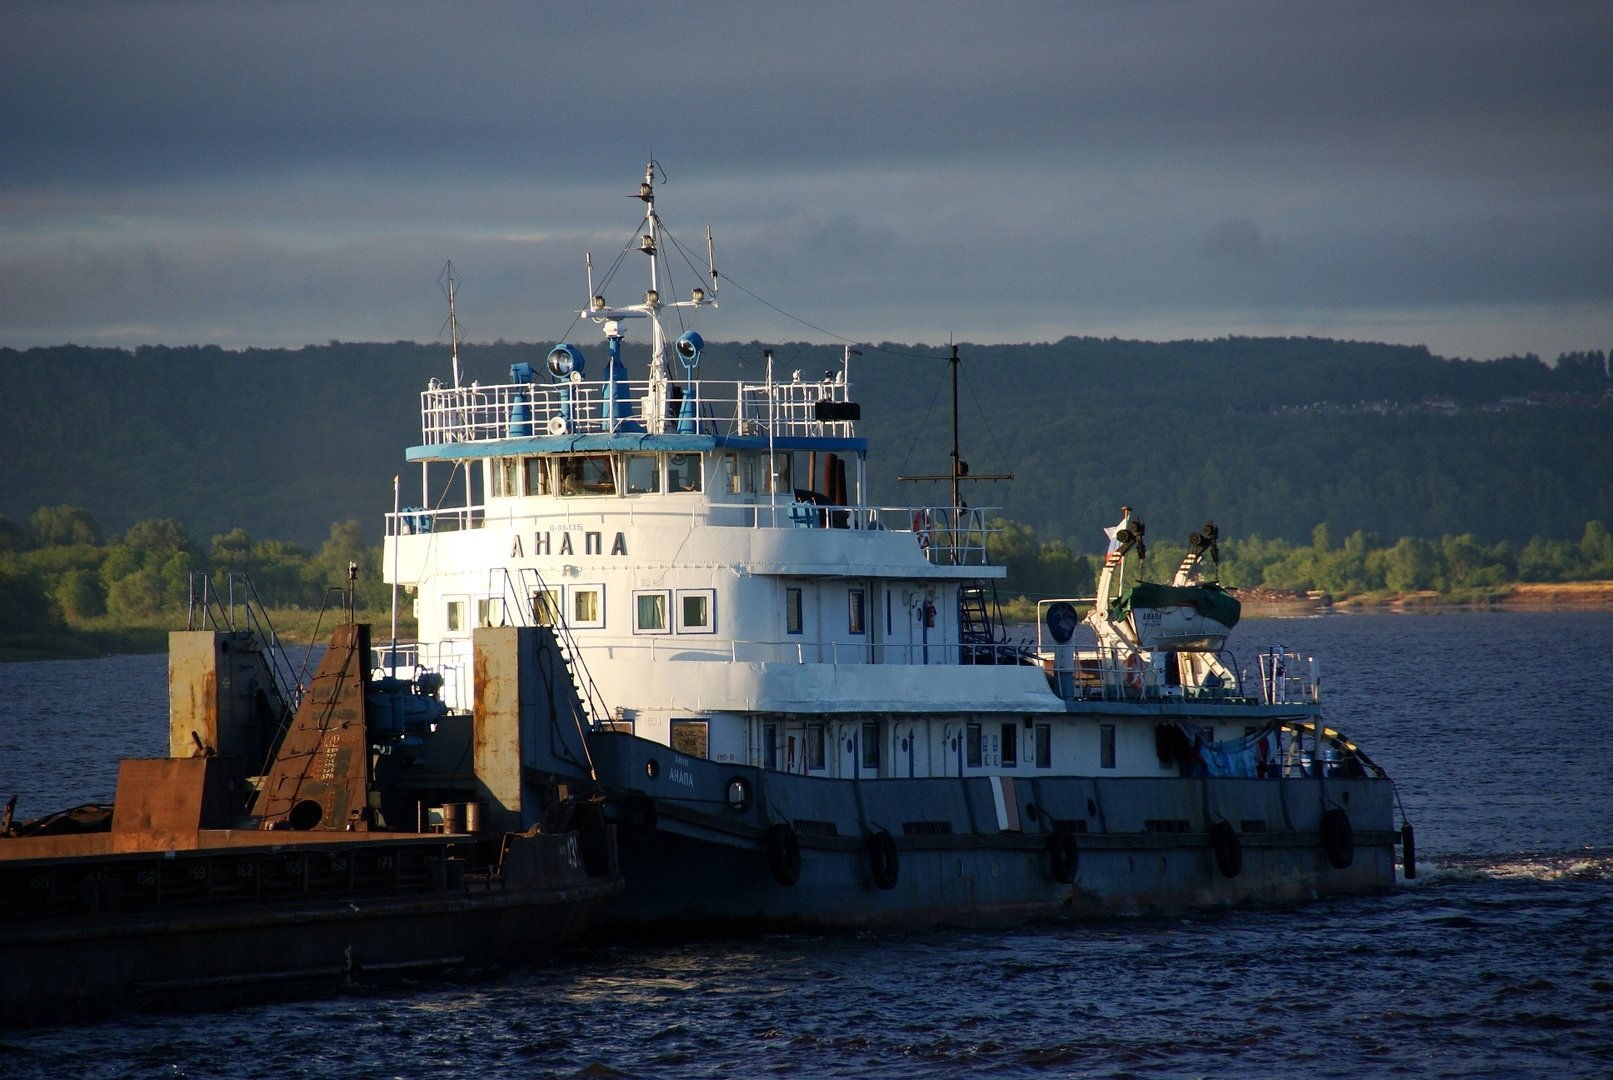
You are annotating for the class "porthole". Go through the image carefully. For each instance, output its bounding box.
[725,776,753,813]
[646,759,660,780]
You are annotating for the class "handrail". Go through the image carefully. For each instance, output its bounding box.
[419,375,857,445]
[185,571,303,715]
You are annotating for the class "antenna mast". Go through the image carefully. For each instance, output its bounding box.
[443,261,463,389]
[897,343,1013,521]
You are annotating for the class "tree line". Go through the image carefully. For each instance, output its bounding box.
[3,339,1609,555]
[0,505,389,637]
[4,503,1611,642]
[987,517,1613,602]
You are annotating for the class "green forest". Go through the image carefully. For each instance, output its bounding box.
[2,336,1610,655]
[3,498,1609,659]
[3,337,1608,552]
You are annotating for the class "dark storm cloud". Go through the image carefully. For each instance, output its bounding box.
[1,1,1609,357]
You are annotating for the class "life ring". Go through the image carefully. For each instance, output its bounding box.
[1048,829,1079,885]
[867,830,900,890]
[1320,807,1354,869]
[765,823,801,886]
[911,510,931,551]
[1125,654,1146,691]
[1210,820,1243,879]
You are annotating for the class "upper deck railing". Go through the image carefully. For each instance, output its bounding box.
[420,375,856,446]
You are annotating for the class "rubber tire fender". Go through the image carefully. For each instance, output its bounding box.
[1320,807,1354,869]
[765,823,802,886]
[867,830,900,890]
[1048,829,1079,885]
[1210,820,1243,879]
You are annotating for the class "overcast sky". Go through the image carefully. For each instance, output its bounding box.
[2,1,1609,360]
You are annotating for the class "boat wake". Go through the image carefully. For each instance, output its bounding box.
[1400,850,1613,885]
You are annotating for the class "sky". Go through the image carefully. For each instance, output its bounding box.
[2,1,1610,361]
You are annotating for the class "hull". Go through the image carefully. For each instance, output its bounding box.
[588,732,1396,933]
[0,832,619,1027]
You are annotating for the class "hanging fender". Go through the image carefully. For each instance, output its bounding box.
[1321,807,1354,869]
[1210,820,1243,879]
[765,823,801,886]
[867,830,899,890]
[1048,829,1079,885]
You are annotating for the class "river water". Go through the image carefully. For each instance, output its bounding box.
[3,611,1611,1078]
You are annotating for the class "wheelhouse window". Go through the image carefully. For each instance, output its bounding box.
[1001,722,1018,767]
[765,453,793,494]
[633,590,669,633]
[668,453,702,492]
[531,588,559,626]
[491,456,518,497]
[1100,724,1117,769]
[570,585,604,628]
[677,589,714,633]
[522,455,549,495]
[623,453,660,494]
[446,598,466,633]
[848,589,866,635]
[966,723,983,768]
[786,588,803,635]
[559,454,615,496]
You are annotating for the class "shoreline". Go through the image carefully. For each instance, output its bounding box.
[1234,581,1613,617]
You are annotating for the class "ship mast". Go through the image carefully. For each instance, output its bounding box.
[897,343,1012,556]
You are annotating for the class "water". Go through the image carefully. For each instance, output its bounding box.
[3,612,1611,1077]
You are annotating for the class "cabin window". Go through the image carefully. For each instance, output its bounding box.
[677,590,714,633]
[765,454,793,494]
[491,457,518,497]
[446,598,466,633]
[671,719,708,759]
[1001,723,1018,767]
[522,455,549,495]
[723,452,746,493]
[786,588,803,635]
[570,585,604,629]
[668,453,702,492]
[966,723,983,768]
[623,453,660,494]
[763,723,779,769]
[559,454,615,495]
[531,588,559,626]
[1035,723,1052,768]
[848,589,866,635]
[807,723,826,770]
[633,590,669,633]
[477,597,503,628]
[861,721,880,769]
[1100,724,1117,769]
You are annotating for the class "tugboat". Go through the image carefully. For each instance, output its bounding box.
[382,162,1412,932]
[0,577,621,1026]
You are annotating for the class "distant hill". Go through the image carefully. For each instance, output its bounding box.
[2,338,1608,552]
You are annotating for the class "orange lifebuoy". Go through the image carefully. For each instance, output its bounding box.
[912,510,931,550]
[1125,654,1146,690]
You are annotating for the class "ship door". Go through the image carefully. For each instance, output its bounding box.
[838,723,860,779]
[894,721,918,778]
[942,723,962,777]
